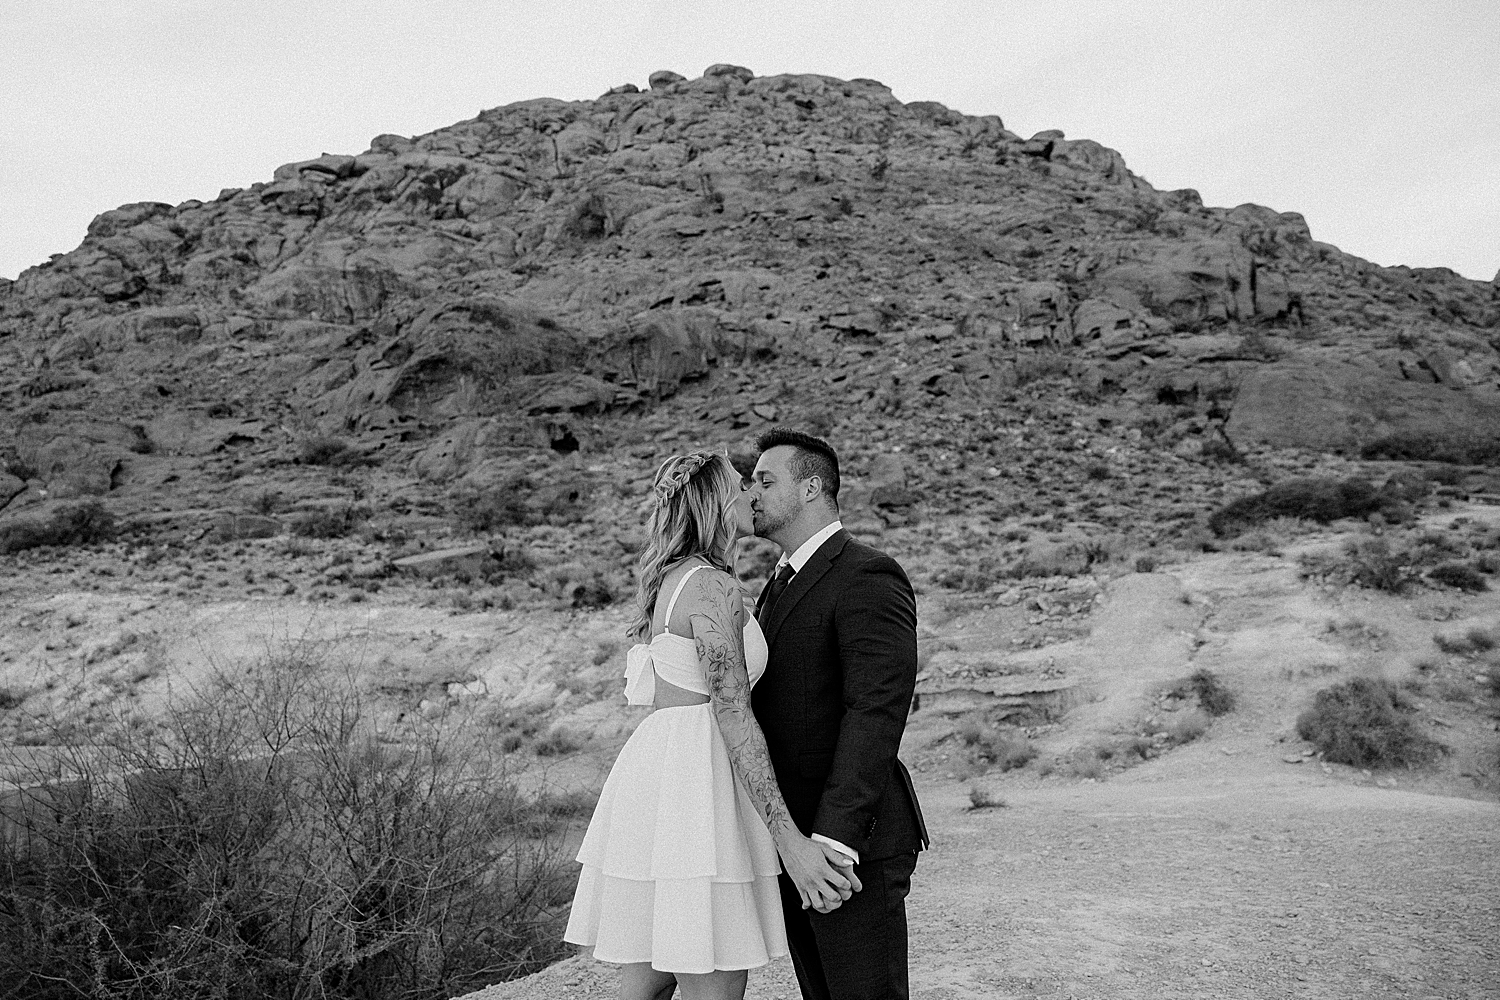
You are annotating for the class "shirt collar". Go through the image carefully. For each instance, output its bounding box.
[779,520,843,573]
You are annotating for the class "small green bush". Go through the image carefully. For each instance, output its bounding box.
[1013,351,1072,386]
[1341,537,1417,593]
[298,436,376,467]
[1200,436,1241,463]
[1166,708,1210,744]
[1427,562,1488,592]
[290,505,369,539]
[1173,668,1236,716]
[0,501,118,554]
[1209,477,1389,536]
[533,728,582,757]
[1295,677,1445,769]
[1433,627,1498,655]
[966,786,1007,811]
[979,733,1038,772]
[1361,432,1500,466]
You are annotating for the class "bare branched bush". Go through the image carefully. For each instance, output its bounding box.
[0,647,574,999]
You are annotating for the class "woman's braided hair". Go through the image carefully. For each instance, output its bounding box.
[652,451,711,509]
[629,450,739,639]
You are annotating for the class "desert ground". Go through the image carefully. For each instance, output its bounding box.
[5,499,1496,1000]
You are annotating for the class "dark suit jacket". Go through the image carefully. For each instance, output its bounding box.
[752,528,929,861]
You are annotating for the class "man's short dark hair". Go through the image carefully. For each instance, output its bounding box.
[756,427,840,505]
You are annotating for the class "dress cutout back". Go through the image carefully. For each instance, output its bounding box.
[622,564,769,706]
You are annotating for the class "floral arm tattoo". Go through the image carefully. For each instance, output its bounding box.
[689,572,796,843]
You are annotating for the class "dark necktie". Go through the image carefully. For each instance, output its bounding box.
[760,562,796,624]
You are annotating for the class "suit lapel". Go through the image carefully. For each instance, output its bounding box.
[764,529,851,647]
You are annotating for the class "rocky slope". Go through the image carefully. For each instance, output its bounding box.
[3,62,1498,551]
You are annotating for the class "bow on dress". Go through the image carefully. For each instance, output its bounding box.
[622,644,656,706]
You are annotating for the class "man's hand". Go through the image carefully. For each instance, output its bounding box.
[779,834,855,913]
[817,841,863,895]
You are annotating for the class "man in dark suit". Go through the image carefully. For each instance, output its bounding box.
[747,428,929,1000]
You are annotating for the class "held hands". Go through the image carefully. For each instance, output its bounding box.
[779,835,862,913]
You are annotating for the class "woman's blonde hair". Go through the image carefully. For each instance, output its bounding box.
[628,451,740,639]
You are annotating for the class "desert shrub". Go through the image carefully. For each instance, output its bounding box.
[458,475,589,533]
[933,562,1005,591]
[2,447,38,482]
[1064,747,1108,781]
[1433,626,1498,655]
[0,687,24,711]
[1172,668,1236,716]
[0,501,118,554]
[1210,477,1387,536]
[1200,435,1241,463]
[1295,677,1445,769]
[1084,461,1111,481]
[1166,708,1211,744]
[1005,536,1113,579]
[458,483,534,532]
[1300,536,1418,593]
[1466,627,1499,651]
[291,504,369,539]
[0,653,574,1000]
[966,786,1007,811]
[1013,351,1072,386]
[298,436,375,468]
[533,728,583,757]
[1423,464,1467,486]
[1361,431,1500,466]
[1427,562,1488,592]
[541,561,621,609]
[962,728,1037,772]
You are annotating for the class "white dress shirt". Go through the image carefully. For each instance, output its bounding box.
[772,520,860,866]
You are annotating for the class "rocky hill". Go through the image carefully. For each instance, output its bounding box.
[2,62,1498,560]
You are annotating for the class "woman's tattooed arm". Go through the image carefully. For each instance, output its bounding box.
[688,570,796,843]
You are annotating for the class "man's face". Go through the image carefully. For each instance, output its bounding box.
[748,446,803,540]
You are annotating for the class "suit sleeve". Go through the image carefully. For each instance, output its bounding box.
[812,554,918,856]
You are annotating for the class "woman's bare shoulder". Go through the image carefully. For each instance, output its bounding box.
[681,566,745,615]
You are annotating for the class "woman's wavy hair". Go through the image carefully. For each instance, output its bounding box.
[628,451,740,639]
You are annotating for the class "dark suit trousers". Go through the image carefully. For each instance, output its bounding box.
[777,851,918,1000]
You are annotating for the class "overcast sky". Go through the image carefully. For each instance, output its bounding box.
[3,0,1496,282]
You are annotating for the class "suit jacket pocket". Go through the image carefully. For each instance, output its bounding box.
[797,749,835,780]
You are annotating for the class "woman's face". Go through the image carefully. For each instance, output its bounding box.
[715,478,755,558]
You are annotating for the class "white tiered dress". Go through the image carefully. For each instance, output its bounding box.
[563,566,787,973]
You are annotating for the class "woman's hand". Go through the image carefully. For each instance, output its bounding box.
[777,833,858,913]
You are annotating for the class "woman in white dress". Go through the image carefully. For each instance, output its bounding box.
[564,451,857,1000]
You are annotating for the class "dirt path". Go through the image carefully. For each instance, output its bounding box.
[469,760,1500,1000]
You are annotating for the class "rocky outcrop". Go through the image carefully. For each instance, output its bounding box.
[1,64,1496,527]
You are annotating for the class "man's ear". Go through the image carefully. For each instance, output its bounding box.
[802,475,824,504]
